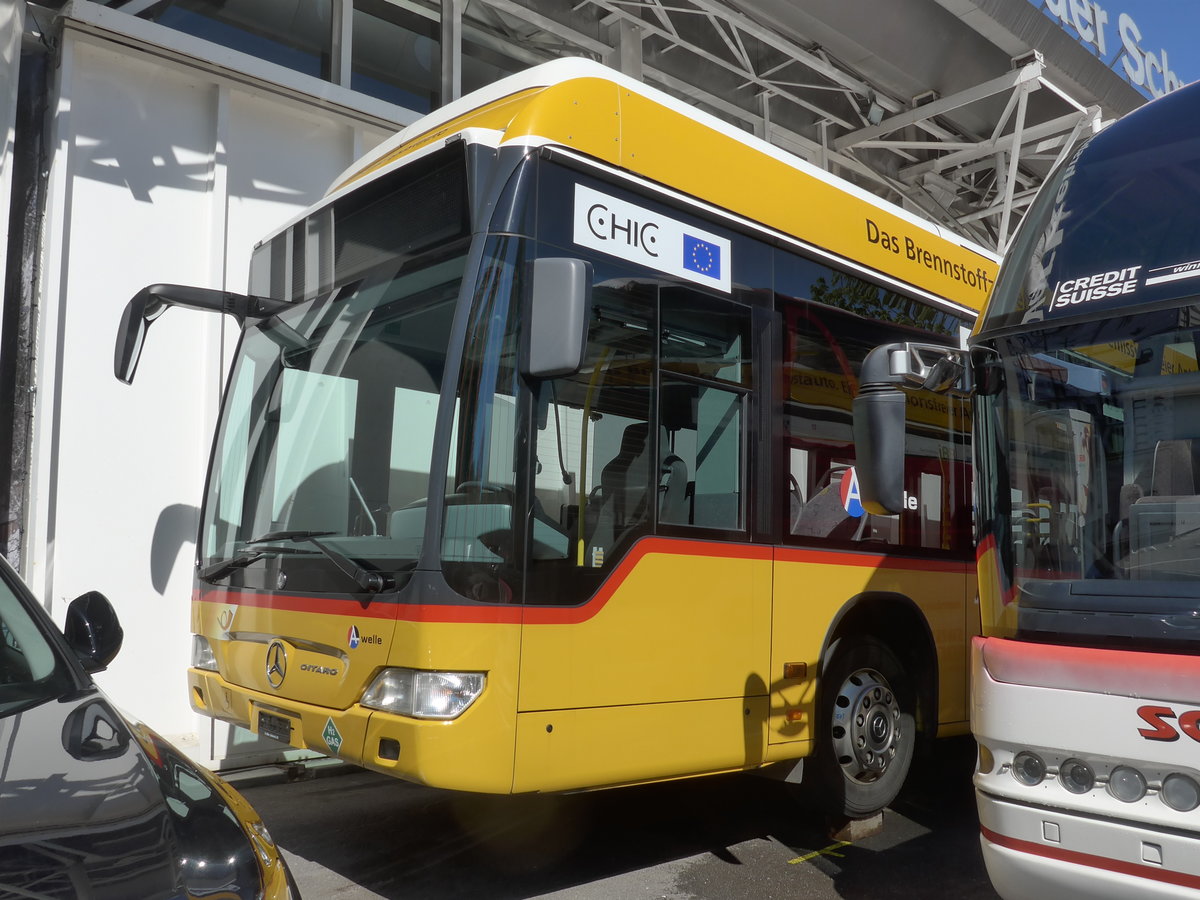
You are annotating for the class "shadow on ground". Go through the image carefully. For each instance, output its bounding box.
[242,736,998,899]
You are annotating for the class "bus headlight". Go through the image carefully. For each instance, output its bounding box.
[1060,758,1095,794]
[1161,774,1200,812]
[192,635,218,671]
[1011,751,1046,786]
[361,668,485,719]
[1107,766,1147,803]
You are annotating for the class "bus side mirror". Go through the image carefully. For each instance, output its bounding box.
[522,258,593,379]
[853,387,907,515]
[115,283,289,384]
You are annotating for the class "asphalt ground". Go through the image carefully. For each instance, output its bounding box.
[239,736,1000,899]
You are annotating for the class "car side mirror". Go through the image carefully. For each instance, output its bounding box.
[64,591,124,673]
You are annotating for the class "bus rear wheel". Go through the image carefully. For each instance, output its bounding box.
[809,635,916,819]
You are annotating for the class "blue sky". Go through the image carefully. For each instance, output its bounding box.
[1115,1,1200,84]
[1031,0,1200,94]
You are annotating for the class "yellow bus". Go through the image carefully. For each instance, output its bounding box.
[116,58,998,818]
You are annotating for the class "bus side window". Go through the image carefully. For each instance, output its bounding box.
[778,256,971,554]
[781,296,862,543]
[532,283,656,574]
[658,289,752,532]
[587,419,654,551]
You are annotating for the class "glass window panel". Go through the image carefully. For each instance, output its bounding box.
[656,291,751,530]
[270,370,355,533]
[530,277,656,579]
[660,288,751,387]
[352,1,438,111]
[441,238,525,602]
[138,0,333,80]
[660,379,743,529]
[462,39,526,96]
[779,250,972,554]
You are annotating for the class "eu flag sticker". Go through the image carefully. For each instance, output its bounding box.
[683,234,722,280]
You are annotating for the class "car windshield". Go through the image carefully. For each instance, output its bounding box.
[0,575,74,716]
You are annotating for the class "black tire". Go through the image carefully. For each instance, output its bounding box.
[807,634,917,818]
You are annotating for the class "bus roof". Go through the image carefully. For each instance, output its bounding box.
[326,58,998,311]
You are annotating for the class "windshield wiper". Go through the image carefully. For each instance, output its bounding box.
[198,545,317,583]
[248,530,390,594]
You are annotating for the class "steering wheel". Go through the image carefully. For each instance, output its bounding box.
[456,481,514,501]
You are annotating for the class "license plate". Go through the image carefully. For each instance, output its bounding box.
[259,711,294,745]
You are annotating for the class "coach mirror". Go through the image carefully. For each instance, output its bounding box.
[852,343,912,516]
[853,385,907,516]
[522,258,593,379]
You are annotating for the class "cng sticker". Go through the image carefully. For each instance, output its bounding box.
[322,718,343,756]
[839,468,866,518]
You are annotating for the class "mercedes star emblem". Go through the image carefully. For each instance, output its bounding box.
[265,640,287,689]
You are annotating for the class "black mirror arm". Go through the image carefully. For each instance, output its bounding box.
[859,341,969,391]
[115,284,290,384]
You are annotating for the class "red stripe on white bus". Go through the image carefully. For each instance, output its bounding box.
[977,635,1200,702]
[981,825,1200,891]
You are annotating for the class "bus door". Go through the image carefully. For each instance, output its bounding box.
[512,273,771,792]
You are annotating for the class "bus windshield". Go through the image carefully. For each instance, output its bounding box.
[200,251,465,593]
[977,301,1200,647]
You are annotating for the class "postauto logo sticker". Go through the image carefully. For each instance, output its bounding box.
[347,625,382,649]
[572,183,732,293]
[840,468,866,518]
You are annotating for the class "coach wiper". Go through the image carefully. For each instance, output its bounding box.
[114,283,291,384]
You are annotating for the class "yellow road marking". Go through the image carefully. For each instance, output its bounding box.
[789,841,851,864]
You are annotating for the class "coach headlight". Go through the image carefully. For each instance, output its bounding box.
[361,668,485,719]
[192,635,218,672]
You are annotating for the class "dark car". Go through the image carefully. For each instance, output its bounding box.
[0,556,296,899]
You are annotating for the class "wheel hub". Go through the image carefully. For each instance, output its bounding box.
[830,667,901,783]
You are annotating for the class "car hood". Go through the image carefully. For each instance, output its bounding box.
[0,687,266,899]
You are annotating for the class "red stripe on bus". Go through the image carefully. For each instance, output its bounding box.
[976,532,994,565]
[980,825,1200,891]
[194,587,404,620]
[521,537,771,625]
[196,537,967,625]
[774,545,970,574]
